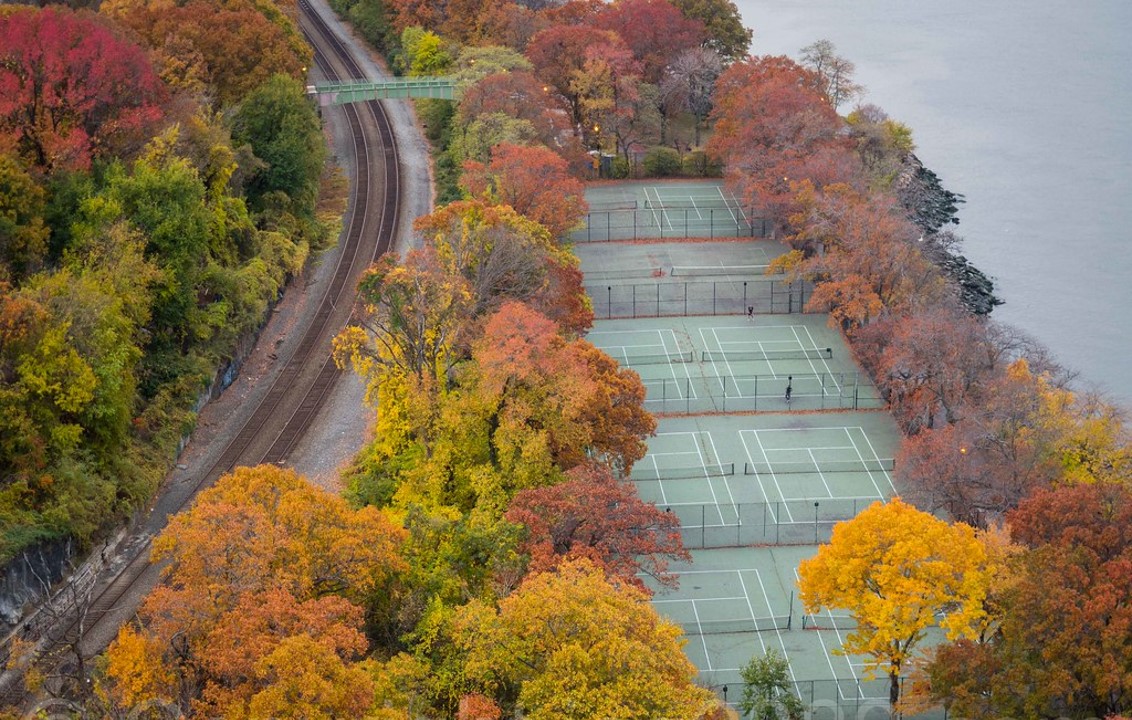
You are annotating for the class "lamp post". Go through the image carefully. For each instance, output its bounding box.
[814,501,820,543]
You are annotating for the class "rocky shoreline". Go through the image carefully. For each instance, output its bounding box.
[897,153,1003,316]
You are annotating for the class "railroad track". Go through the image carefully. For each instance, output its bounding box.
[0,0,402,708]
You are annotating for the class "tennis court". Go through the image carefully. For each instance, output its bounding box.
[628,412,898,547]
[642,546,917,719]
[571,180,769,241]
[587,315,885,412]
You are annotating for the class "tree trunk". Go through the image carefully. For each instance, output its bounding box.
[888,668,901,715]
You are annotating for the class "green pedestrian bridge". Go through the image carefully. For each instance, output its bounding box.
[306,77,456,104]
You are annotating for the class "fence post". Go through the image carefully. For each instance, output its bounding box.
[753,375,758,411]
[605,212,609,241]
[713,282,717,315]
[632,284,637,318]
[743,281,748,309]
[656,283,660,316]
[701,504,706,548]
[710,208,714,239]
[737,503,742,545]
[684,208,689,238]
[607,286,612,319]
[684,282,688,315]
[776,503,780,544]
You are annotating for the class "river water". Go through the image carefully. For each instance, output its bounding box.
[733,1,1132,408]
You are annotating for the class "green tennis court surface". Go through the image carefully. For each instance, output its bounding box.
[572,180,771,241]
[630,412,899,548]
[587,315,885,412]
[642,546,945,719]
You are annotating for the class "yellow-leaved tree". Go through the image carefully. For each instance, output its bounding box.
[797,498,994,709]
[454,558,720,720]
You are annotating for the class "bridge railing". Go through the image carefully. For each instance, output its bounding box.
[307,77,456,104]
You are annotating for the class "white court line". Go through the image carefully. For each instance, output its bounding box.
[793,568,852,697]
[652,595,749,603]
[807,449,835,497]
[648,455,670,505]
[689,196,704,221]
[753,569,799,684]
[689,600,713,671]
[790,325,828,387]
[711,327,744,391]
[847,427,896,496]
[716,185,739,223]
[705,431,739,509]
[740,431,774,509]
[801,325,843,392]
[752,430,795,522]
[692,432,724,509]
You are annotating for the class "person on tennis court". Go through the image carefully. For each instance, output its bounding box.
[785,376,793,403]
[747,305,754,321]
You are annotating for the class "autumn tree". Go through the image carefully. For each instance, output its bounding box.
[0,6,166,173]
[103,0,310,105]
[526,24,629,128]
[595,0,706,84]
[708,56,857,226]
[504,463,688,592]
[928,484,1132,719]
[669,0,752,63]
[455,558,720,719]
[782,183,948,333]
[334,247,474,383]
[798,499,994,707]
[461,143,588,240]
[799,39,863,110]
[661,47,723,146]
[104,465,406,717]
[873,305,996,430]
[413,199,581,316]
[457,71,575,156]
[472,302,654,477]
[0,154,49,281]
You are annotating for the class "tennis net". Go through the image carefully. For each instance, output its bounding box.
[588,199,638,211]
[702,348,833,362]
[743,458,895,475]
[680,614,792,635]
[642,198,735,210]
[617,350,696,366]
[801,614,858,631]
[630,462,735,481]
[669,264,774,276]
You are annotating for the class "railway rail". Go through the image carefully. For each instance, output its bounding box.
[0,0,402,709]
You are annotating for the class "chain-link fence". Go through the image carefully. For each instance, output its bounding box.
[639,497,885,548]
[587,277,811,318]
[640,372,886,413]
[570,206,771,242]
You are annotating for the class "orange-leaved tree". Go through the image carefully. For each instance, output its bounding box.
[473,301,654,478]
[798,498,994,708]
[104,465,405,717]
[461,143,588,241]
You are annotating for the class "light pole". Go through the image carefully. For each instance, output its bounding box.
[814,501,820,543]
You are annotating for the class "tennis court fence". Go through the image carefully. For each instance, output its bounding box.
[680,613,794,636]
[651,498,888,548]
[569,207,771,242]
[589,278,812,318]
[641,372,886,413]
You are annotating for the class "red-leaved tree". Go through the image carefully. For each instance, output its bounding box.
[0,7,166,172]
[505,463,689,593]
